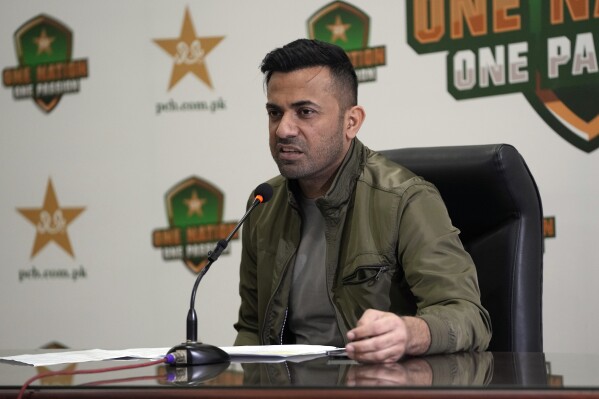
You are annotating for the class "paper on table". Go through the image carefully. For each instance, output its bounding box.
[0,348,171,367]
[0,345,340,367]
[222,345,337,357]
[221,345,340,363]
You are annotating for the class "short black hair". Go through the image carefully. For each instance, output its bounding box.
[260,39,358,109]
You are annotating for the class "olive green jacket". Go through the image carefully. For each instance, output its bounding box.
[234,139,492,354]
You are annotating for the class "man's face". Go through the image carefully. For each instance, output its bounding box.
[266,66,351,196]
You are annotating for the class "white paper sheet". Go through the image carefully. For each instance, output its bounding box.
[0,345,340,366]
[0,348,170,367]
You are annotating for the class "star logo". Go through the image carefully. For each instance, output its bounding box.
[184,190,207,217]
[17,178,85,259]
[33,28,55,55]
[327,15,351,43]
[36,364,77,385]
[153,7,225,90]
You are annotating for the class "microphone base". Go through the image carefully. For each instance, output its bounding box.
[163,361,231,386]
[167,342,231,366]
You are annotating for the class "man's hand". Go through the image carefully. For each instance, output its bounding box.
[345,309,431,363]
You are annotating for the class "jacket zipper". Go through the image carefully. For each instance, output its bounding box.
[342,265,389,286]
[373,265,389,282]
[261,249,296,345]
[280,307,288,345]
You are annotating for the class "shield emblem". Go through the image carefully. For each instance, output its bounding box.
[165,177,223,273]
[14,14,72,112]
[308,1,370,51]
[524,4,599,153]
[525,79,599,153]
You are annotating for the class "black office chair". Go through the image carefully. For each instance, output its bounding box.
[380,144,543,352]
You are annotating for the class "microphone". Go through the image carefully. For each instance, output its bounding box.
[166,183,273,366]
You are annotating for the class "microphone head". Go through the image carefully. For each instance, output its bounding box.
[254,183,273,204]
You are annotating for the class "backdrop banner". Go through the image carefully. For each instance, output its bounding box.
[1,0,597,355]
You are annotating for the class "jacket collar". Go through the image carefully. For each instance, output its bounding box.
[286,138,367,214]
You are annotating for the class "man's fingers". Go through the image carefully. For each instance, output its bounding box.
[357,309,384,324]
[349,326,405,351]
[347,331,407,363]
[347,342,405,364]
[346,311,410,363]
[348,311,403,342]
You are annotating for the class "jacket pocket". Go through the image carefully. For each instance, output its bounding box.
[342,265,389,286]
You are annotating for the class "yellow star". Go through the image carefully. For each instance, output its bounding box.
[153,7,225,90]
[326,15,351,43]
[17,178,85,259]
[184,190,207,217]
[34,28,55,55]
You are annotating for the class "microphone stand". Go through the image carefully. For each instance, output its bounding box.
[167,195,266,365]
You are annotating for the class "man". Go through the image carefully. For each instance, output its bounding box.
[234,39,491,363]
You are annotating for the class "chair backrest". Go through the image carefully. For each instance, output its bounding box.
[380,144,543,352]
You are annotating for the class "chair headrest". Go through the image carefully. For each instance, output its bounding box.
[379,144,543,241]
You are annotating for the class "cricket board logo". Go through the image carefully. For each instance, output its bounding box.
[406,1,598,153]
[2,14,89,113]
[153,7,225,91]
[308,1,386,83]
[152,177,239,274]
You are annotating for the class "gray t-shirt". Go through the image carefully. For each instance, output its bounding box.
[288,196,343,347]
